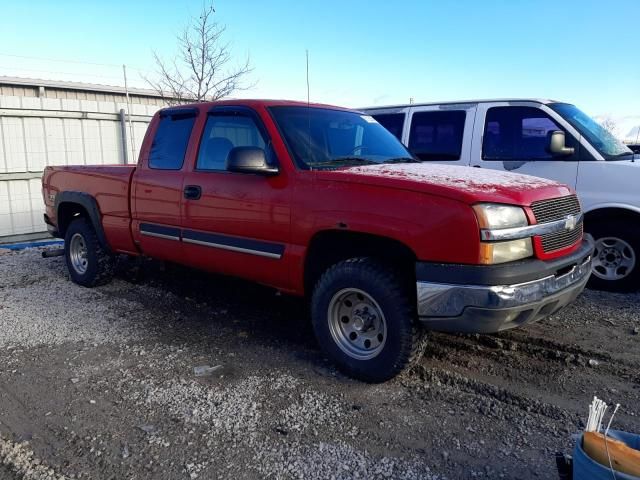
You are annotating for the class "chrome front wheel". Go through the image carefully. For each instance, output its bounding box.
[327,288,387,361]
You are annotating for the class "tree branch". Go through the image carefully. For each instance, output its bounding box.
[146,1,254,104]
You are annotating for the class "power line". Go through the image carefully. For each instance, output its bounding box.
[0,52,150,73]
[0,52,122,68]
[0,65,126,82]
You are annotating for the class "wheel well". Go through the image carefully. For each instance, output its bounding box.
[57,202,90,237]
[584,208,640,230]
[304,230,417,295]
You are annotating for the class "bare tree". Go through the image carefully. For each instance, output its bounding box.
[599,116,618,136]
[146,3,253,104]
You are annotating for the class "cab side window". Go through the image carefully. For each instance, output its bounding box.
[408,111,466,160]
[148,114,196,170]
[483,107,577,161]
[197,115,267,171]
[372,113,405,140]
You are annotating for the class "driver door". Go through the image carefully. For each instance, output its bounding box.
[180,106,292,289]
[470,103,579,188]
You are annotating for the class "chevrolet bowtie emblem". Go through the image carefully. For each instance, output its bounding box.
[565,215,578,230]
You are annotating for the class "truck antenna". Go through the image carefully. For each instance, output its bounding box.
[306,49,310,107]
[306,49,312,169]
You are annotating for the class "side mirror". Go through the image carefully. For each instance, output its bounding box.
[548,130,575,156]
[226,147,279,176]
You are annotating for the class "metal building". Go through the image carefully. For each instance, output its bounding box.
[0,76,167,243]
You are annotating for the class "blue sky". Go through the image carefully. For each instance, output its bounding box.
[1,1,639,133]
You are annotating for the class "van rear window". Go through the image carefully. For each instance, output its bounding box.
[408,111,466,161]
[371,113,405,140]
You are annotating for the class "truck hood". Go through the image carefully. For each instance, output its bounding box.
[318,163,572,206]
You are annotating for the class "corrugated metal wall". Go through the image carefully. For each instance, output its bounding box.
[0,93,162,240]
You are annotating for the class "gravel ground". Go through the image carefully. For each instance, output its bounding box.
[0,247,638,479]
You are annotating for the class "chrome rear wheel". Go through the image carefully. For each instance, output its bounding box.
[69,233,89,275]
[64,218,114,287]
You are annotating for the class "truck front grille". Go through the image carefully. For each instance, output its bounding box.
[531,195,581,223]
[531,195,582,253]
[540,219,583,252]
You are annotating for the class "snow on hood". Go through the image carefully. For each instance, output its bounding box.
[338,163,560,194]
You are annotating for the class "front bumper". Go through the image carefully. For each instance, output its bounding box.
[416,236,594,333]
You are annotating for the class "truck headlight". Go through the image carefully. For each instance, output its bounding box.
[473,203,533,264]
[473,203,528,230]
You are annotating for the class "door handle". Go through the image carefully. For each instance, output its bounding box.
[183,185,202,200]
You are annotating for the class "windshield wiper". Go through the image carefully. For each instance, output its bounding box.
[383,157,420,164]
[312,157,378,168]
[316,157,377,165]
[331,156,377,163]
[608,151,635,160]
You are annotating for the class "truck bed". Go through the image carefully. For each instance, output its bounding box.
[43,164,137,252]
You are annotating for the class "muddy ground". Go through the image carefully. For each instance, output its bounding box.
[0,248,638,479]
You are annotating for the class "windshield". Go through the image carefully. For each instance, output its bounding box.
[269,106,413,169]
[549,103,633,159]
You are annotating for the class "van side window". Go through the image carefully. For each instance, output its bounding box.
[148,114,196,170]
[483,107,577,161]
[372,113,405,140]
[408,111,466,161]
[197,115,266,171]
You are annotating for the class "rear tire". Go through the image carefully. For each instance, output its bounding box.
[311,258,426,383]
[587,220,640,292]
[64,218,114,287]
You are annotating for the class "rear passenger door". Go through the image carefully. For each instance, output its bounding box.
[132,108,198,263]
[405,104,475,166]
[470,103,580,188]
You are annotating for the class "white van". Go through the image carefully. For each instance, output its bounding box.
[363,100,639,292]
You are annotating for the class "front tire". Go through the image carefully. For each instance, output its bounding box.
[64,218,114,287]
[311,258,426,383]
[587,220,640,292]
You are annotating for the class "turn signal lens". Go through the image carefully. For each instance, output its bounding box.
[479,238,533,264]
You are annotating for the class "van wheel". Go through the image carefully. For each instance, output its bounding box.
[311,258,426,383]
[587,220,640,292]
[64,218,114,287]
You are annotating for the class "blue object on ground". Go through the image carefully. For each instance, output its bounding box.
[0,240,64,251]
[573,430,640,479]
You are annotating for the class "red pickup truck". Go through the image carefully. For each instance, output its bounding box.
[42,100,594,382]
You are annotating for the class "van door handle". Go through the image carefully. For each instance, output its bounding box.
[183,185,202,200]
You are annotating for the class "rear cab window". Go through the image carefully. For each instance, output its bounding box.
[408,111,466,160]
[148,112,197,170]
[482,106,578,161]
